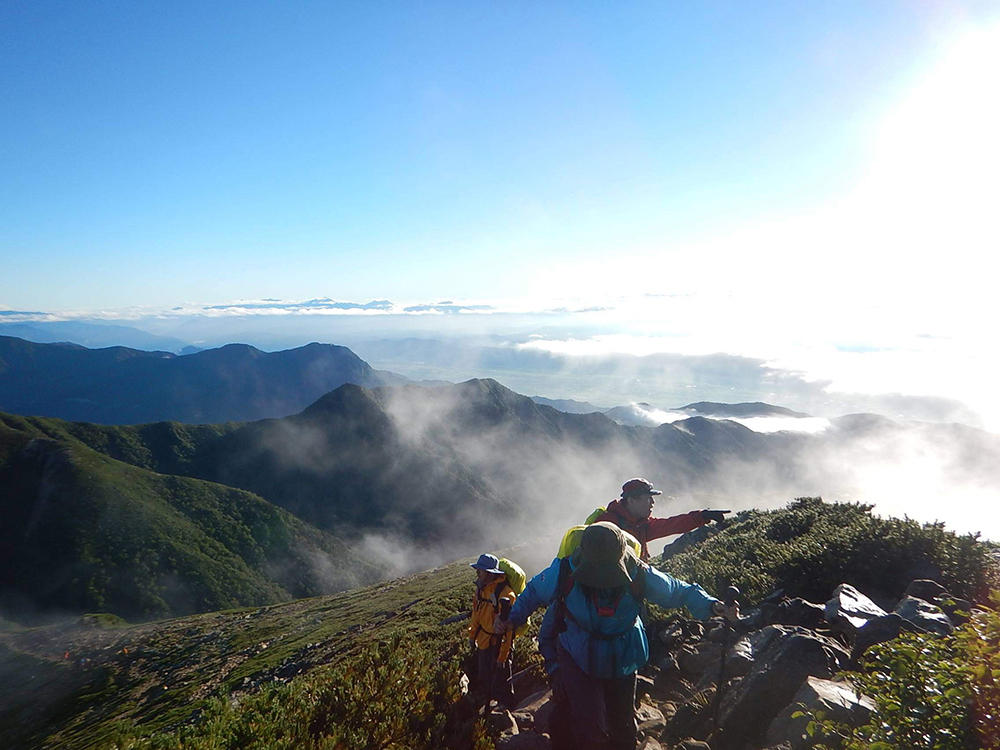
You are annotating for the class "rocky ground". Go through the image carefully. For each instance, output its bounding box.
[481,577,970,750]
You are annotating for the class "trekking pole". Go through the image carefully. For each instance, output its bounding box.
[711,586,740,730]
[483,636,496,715]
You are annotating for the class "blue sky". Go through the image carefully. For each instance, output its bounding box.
[3,1,1000,435]
[4,1,995,308]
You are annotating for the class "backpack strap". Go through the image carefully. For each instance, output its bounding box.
[554,558,648,635]
[553,556,574,635]
[472,580,513,645]
[478,579,505,610]
[630,559,648,603]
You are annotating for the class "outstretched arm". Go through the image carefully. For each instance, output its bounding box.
[644,565,719,620]
[507,557,561,629]
[645,509,709,542]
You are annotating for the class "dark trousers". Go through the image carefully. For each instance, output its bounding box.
[555,643,637,750]
[475,638,514,708]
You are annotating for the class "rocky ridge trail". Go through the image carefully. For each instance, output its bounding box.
[480,577,967,750]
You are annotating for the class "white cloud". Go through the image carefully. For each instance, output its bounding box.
[606,401,831,434]
[726,416,831,435]
[512,22,1000,426]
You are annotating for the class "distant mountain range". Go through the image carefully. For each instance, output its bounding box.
[530,395,604,414]
[537,395,810,426]
[0,321,192,353]
[677,401,810,418]
[0,335,808,428]
[0,336,386,424]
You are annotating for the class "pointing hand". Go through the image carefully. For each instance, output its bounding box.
[702,509,731,525]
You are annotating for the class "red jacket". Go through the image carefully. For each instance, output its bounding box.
[593,499,706,560]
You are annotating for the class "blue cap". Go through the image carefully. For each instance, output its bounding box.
[470,553,504,574]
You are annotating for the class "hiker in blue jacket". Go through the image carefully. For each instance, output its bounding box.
[498,521,736,750]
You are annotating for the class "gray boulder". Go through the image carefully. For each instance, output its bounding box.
[678,642,723,679]
[742,601,780,630]
[487,709,518,735]
[904,579,949,602]
[941,597,973,623]
[851,613,922,658]
[694,625,813,692]
[694,633,756,691]
[894,595,954,636]
[512,688,554,734]
[765,677,875,749]
[637,701,667,734]
[825,584,887,638]
[715,630,850,749]
[662,525,718,559]
[775,598,826,629]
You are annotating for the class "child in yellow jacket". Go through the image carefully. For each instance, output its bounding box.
[469,553,516,707]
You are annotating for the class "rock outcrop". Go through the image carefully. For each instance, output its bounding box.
[765,677,875,749]
[490,577,958,749]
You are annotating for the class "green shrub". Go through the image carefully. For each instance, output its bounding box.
[958,592,1000,749]
[657,498,995,605]
[108,633,493,750]
[805,591,1000,750]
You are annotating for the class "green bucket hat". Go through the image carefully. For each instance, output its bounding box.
[571,521,636,589]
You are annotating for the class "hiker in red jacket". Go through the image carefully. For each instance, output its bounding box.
[591,478,730,561]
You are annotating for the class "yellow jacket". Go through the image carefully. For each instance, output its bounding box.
[469,577,516,663]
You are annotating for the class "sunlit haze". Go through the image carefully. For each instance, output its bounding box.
[3,3,999,537]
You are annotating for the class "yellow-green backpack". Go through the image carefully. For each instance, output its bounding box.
[556,525,642,560]
[496,558,530,636]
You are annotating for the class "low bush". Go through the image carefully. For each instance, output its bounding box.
[657,497,996,605]
[110,633,493,750]
[804,591,1000,750]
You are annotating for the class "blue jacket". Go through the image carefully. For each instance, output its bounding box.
[509,557,718,679]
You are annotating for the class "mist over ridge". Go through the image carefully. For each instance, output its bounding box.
[2,332,997,552]
[5,368,997,625]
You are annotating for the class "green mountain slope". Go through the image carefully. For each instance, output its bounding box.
[0,414,384,623]
[0,499,994,750]
[7,378,741,548]
[5,377,999,629]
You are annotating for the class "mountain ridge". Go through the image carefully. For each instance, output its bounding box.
[0,412,386,623]
[0,336,386,424]
[4,375,999,627]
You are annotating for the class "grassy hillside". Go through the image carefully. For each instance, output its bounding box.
[1,498,995,749]
[0,415,385,623]
[0,559,481,750]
